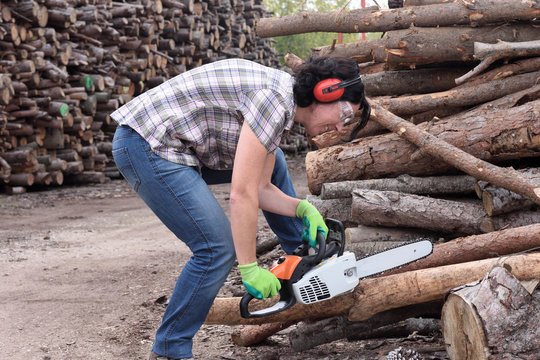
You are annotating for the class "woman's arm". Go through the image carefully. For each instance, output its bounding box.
[230,122,275,265]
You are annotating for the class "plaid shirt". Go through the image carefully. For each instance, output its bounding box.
[111,59,296,170]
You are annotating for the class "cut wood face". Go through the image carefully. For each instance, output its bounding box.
[303,102,361,137]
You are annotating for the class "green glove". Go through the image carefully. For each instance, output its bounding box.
[296,199,328,247]
[238,262,281,300]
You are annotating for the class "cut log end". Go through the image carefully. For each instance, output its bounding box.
[441,292,490,360]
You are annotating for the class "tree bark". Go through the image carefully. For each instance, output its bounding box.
[345,225,439,244]
[312,24,539,68]
[456,40,540,85]
[382,223,540,275]
[306,87,540,194]
[351,189,486,235]
[306,195,356,227]
[376,71,540,116]
[306,96,540,200]
[348,253,540,322]
[321,174,476,199]
[442,266,540,360]
[256,1,540,37]
[289,302,442,351]
[476,167,540,216]
[368,99,540,205]
[231,321,297,346]
[351,189,540,235]
[362,67,468,96]
[204,253,540,325]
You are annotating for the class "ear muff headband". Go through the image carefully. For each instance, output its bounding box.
[313,76,363,102]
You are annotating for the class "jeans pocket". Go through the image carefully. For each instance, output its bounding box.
[112,147,141,192]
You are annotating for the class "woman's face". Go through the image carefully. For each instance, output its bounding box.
[304,101,361,137]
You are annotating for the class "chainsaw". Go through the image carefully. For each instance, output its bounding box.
[240,218,433,318]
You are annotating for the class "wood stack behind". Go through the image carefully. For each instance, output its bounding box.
[0,0,280,194]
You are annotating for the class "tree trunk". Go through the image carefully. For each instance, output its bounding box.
[256,1,540,37]
[476,167,540,216]
[345,225,439,244]
[231,321,297,346]
[456,40,540,84]
[368,99,540,206]
[351,189,540,235]
[362,67,468,96]
[312,24,539,68]
[305,95,540,196]
[204,253,540,325]
[348,253,540,322]
[376,71,540,116]
[382,223,540,275]
[321,174,476,200]
[289,302,442,351]
[351,189,485,235]
[442,266,540,360]
[306,195,356,227]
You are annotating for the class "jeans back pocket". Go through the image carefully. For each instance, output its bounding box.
[112,147,141,192]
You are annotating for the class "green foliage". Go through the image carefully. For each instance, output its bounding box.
[262,0,381,63]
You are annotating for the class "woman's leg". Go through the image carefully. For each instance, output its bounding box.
[112,126,235,359]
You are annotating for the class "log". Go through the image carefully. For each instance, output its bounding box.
[205,253,540,325]
[231,321,297,346]
[305,87,540,195]
[347,241,409,258]
[306,195,355,227]
[382,223,540,275]
[0,156,11,182]
[321,174,476,199]
[442,266,540,360]
[456,40,540,85]
[476,167,540,216]
[362,67,468,96]
[368,99,540,206]
[289,302,442,351]
[351,189,540,235]
[312,24,540,68]
[376,71,540,117]
[347,252,540,322]
[255,0,540,37]
[345,225,439,244]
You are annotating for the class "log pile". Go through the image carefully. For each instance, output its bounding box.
[204,0,540,357]
[0,0,280,194]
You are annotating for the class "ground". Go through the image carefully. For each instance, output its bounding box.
[0,156,448,360]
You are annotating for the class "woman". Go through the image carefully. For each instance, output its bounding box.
[111,56,370,360]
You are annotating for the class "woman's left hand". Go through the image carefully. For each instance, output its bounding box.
[296,199,328,247]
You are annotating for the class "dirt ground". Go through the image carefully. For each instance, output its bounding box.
[0,156,448,360]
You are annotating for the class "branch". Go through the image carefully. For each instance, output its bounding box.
[368,99,540,205]
[455,40,540,85]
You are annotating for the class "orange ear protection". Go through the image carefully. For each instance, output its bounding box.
[313,77,363,102]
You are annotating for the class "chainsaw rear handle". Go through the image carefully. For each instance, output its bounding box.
[239,283,296,318]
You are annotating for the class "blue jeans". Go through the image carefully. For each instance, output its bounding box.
[112,125,303,359]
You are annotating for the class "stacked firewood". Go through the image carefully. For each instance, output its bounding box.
[206,0,540,358]
[0,0,280,194]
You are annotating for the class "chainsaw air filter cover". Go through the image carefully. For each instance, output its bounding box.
[292,251,359,305]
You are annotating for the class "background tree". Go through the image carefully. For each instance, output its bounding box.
[262,0,386,61]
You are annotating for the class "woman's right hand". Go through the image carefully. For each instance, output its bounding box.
[238,261,281,300]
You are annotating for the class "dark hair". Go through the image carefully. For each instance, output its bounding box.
[293,56,371,140]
